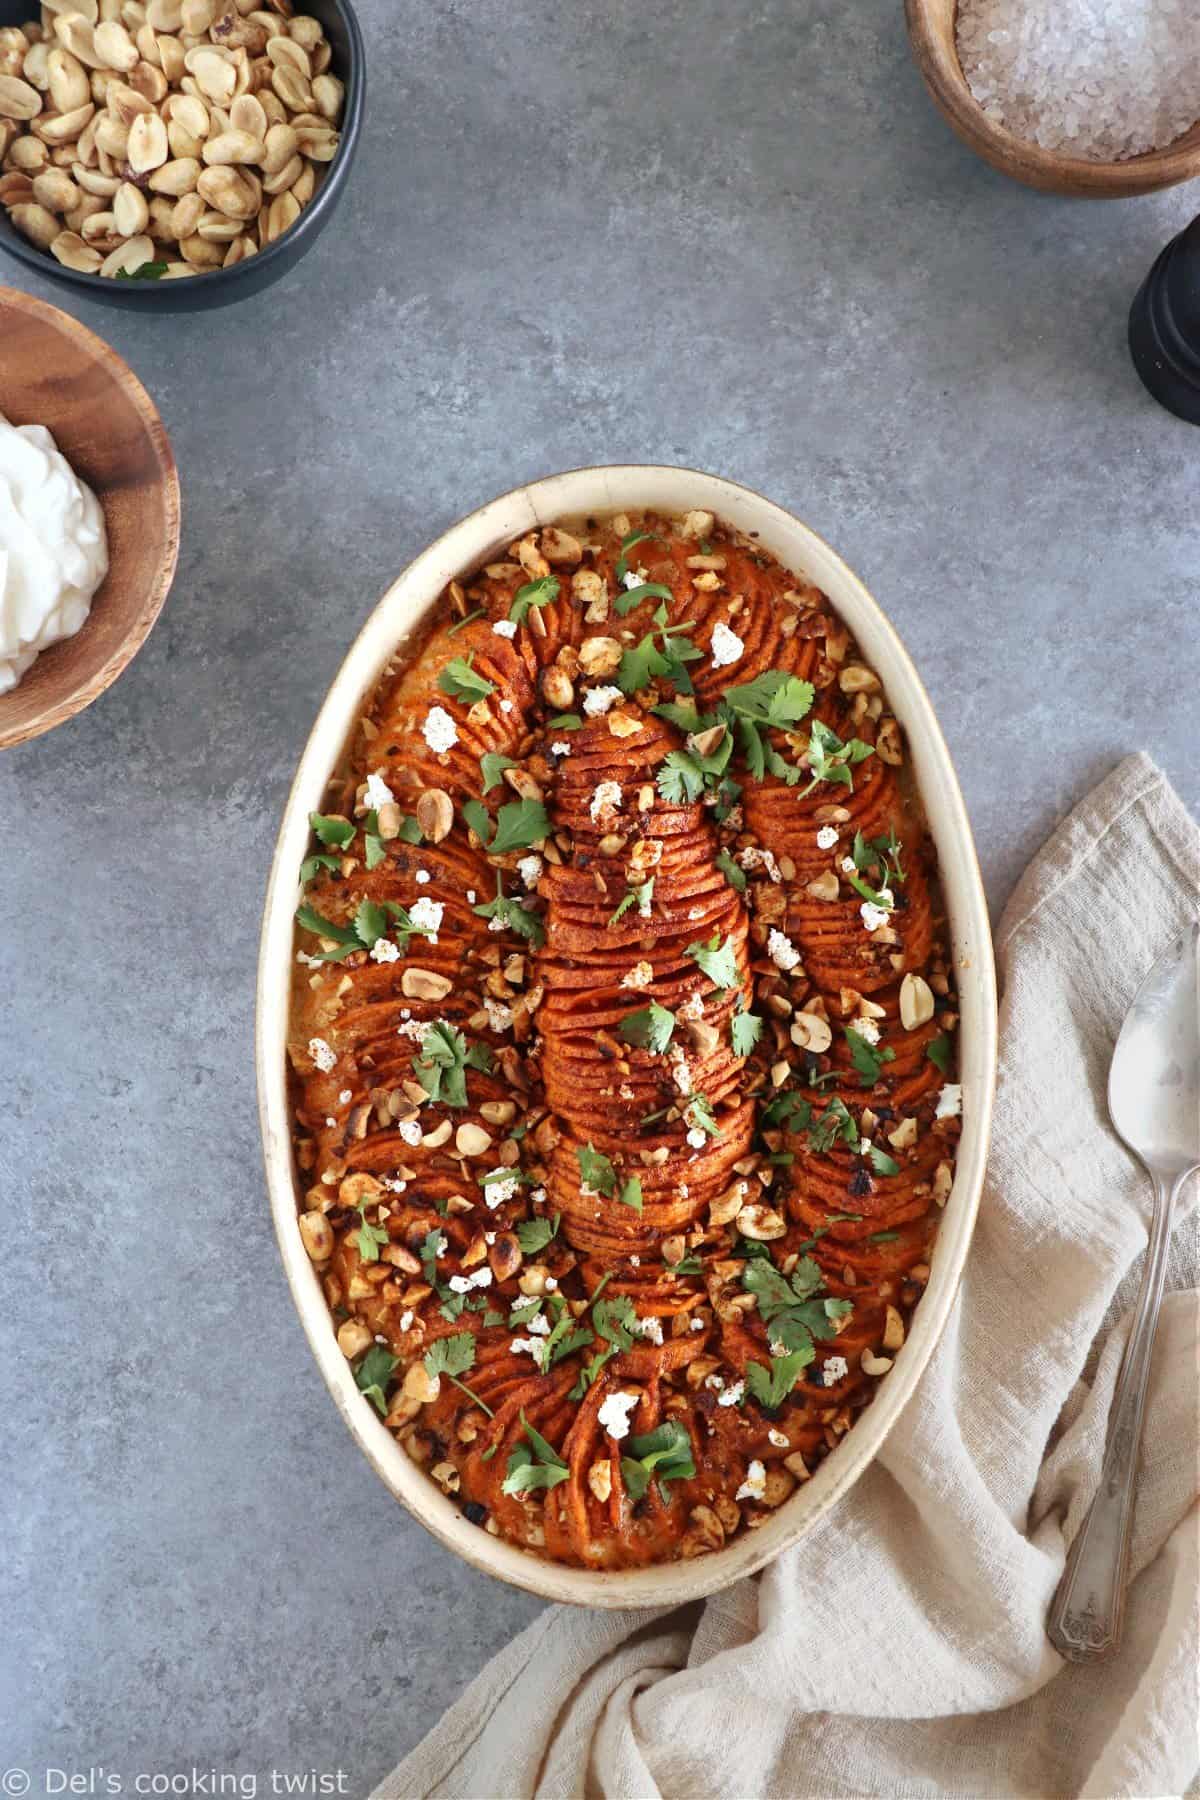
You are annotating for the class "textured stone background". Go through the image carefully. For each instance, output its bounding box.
[2,0,1197,1793]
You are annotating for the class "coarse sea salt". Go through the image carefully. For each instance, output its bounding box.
[956,0,1200,162]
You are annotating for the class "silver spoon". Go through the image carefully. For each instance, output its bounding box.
[1047,921,1200,1662]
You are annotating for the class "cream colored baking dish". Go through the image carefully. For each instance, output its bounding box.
[256,465,998,1607]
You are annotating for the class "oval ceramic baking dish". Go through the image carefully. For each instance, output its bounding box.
[256,465,998,1607]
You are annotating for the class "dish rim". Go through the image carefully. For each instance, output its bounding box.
[256,463,998,1608]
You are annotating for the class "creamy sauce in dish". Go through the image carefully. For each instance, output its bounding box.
[0,415,108,695]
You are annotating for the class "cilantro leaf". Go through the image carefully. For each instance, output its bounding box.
[730,1007,763,1057]
[927,1034,953,1075]
[716,847,747,893]
[684,1094,720,1139]
[744,1349,811,1410]
[614,580,675,617]
[807,1097,860,1152]
[577,1143,617,1196]
[869,1229,901,1243]
[295,903,365,962]
[593,1294,638,1349]
[412,1023,492,1109]
[620,1420,695,1501]
[845,1028,896,1087]
[300,852,341,884]
[656,751,706,806]
[116,259,169,281]
[446,607,486,636]
[865,1142,901,1177]
[742,1255,852,1358]
[353,898,389,947]
[546,713,583,730]
[516,1213,560,1254]
[800,717,875,796]
[472,881,545,946]
[309,812,356,848]
[721,670,815,729]
[424,1331,476,1380]
[616,1174,643,1213]
[437,654,495,703]
[614,529,660,582]
[618,1002,676,1053]
[608,877,654,925]
[462,798,493,845]
[686,932,738,990]
[489,798,551,856]
[355,1343,399,1416]
[355,1211,389,1263]
[508,575,560,625]
[502,1411,569,1494]
[480,752,517,793]
[364,831,387,870]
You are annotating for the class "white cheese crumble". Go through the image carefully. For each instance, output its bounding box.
[823,1355,849,1387]
[717,1380,745,1407]
[583,684,623,717]
[399,1309,414,1331]
[670,1054,693,1097]
[686,1127,707,1149]
[499,698,514,714]
[589,779,623,822]
[527,1313,551,1337]
[936,1083,963,1119]
[622,568,646,590]
[308,1037,337,1073]
[736,1459,766,1501]
[841,856,857,875]
[690,1316,705,1331]
[398,1119,422,1146]
[414,869,431,885]
[767,929,801,971]
[338,1089,352,1104]
[550,740,572,757]
[637,1316,664,1345]
[708,620,744,669]
[597,1390,640,1440]
[483,998,513,1033]
[492,618,518,639]
[855,1017,881,1045]
[370,937,401,963]
[510,1336,546,1369]
[861,901,890,932]
[678,992,705,1021]
[621,960,653,989]
[448,1267,493,1294]
[816,825,840,850]
[768,1427,789,1448]
[422,706,458,753]
[363,770,395,809]
[483,1170,521,1209]
[516,854,543,890]
[409,896,444,939]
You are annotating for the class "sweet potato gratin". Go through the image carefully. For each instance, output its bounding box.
[288,510,961,1569]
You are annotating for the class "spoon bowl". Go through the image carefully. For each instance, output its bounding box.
[1108,922,1200,1179]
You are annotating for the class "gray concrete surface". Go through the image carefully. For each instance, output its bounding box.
[2,0,1198,1794]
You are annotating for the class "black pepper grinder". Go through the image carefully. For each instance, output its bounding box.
[1129,212,1200,424]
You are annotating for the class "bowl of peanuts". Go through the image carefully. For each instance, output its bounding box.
[0,0,363,308]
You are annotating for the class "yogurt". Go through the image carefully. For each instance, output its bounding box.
[0,414,108,694]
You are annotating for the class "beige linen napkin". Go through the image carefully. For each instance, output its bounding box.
[377,752,1200,1800]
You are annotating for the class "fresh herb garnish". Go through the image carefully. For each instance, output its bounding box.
[462,796,550,855]
[412,1022,493,1109]
[516,1213,561,1254]
[618,611,703,696]
[730,1006,763,1057]
[446,607,486,636]
[508,575,560,625]
[614,580,675,618]
[800,717,875,796]
[868,1229,901,1243]
[620,1420,695,1501]
[577,1143,617,1196]
[614,529,660,582]
[308,812,356,849]
[715,847,747,893]
[741,1254,853,1356]
[686,931,738,990]
[472,878,545,947]
[845,1028,896,1087]
[927,1034,953,1075]
[437,654,495,704]
[424,1330,476,1380]
[480,752,517,793]
[683,1094,720,1139]
[616,1174,644,1213]
[355,1343,399,1415]
[720,671,814,785]
[501,1412,569,1494]
[299,851,341,884]
[116,260,168,281]
[546,712,583,730]
[355,1208,389,1263]
[608,877,654,925]
[617,1001,677,1053]
[745,1350,810,1410]
[865,1143,901,1177]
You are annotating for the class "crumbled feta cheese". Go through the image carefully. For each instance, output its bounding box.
[637,1316,664,1345]
[690,1316,705,1331]
[381,1176,408,1194]
[414,869,431,885]
[338,1089,352,1104]
[364,771,395,809]
[499,698,514,714]
[398,1119,422,1146]
[855,1016,881,1045]
[483,998,513,1033]
[738,845,782,883]
[709,621,744,669]
[530,1186,547,1206]
[816,825,839,850]
[308,1037,336,1073]
[483,1170,520,1209]
[325,1116,336,1128]
[399,1309,414,1331]
[422,706,458,753]
[936,1083,963,1119]
[628,1256,639,1268]
[671,1056,694,1097]
[861,901,890,932]
[449,1267,493,1294]
[409,896,444,939]
[545,1276,558,1291]
[736,1458,766,1501]
[686,1127,707,1150]
[492,618,518,639]
[841,856,857,875]
[466,890,476,904]
[767,929,801,971]
[678,992,705,1021]
[597,1390,640,1440]
[705,1374,725,1391]
[550,740,572,757]
[396,1016,434,1040]
[370,937,401,963]
[621,960,653,989]
[510,1336,546,1369]
[622,568,646,591]
[717,1380,745,1407]
[589,779,623,821]
[527,1313,551,1337]
[583,684,623,717]
[823,1355,849,1387]
[516,854,543,891]
[768,1428,789,1448]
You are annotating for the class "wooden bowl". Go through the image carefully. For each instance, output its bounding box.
[0,289,180,750]
[905,0,1200,197]
[257,465,999,1607]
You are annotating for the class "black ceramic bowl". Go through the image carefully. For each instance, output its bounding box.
[0,0,363,311]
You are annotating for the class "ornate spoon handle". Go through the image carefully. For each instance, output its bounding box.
[1046,1168,1183,1661]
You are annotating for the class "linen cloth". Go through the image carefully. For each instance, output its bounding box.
[377,753,1200,1800]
